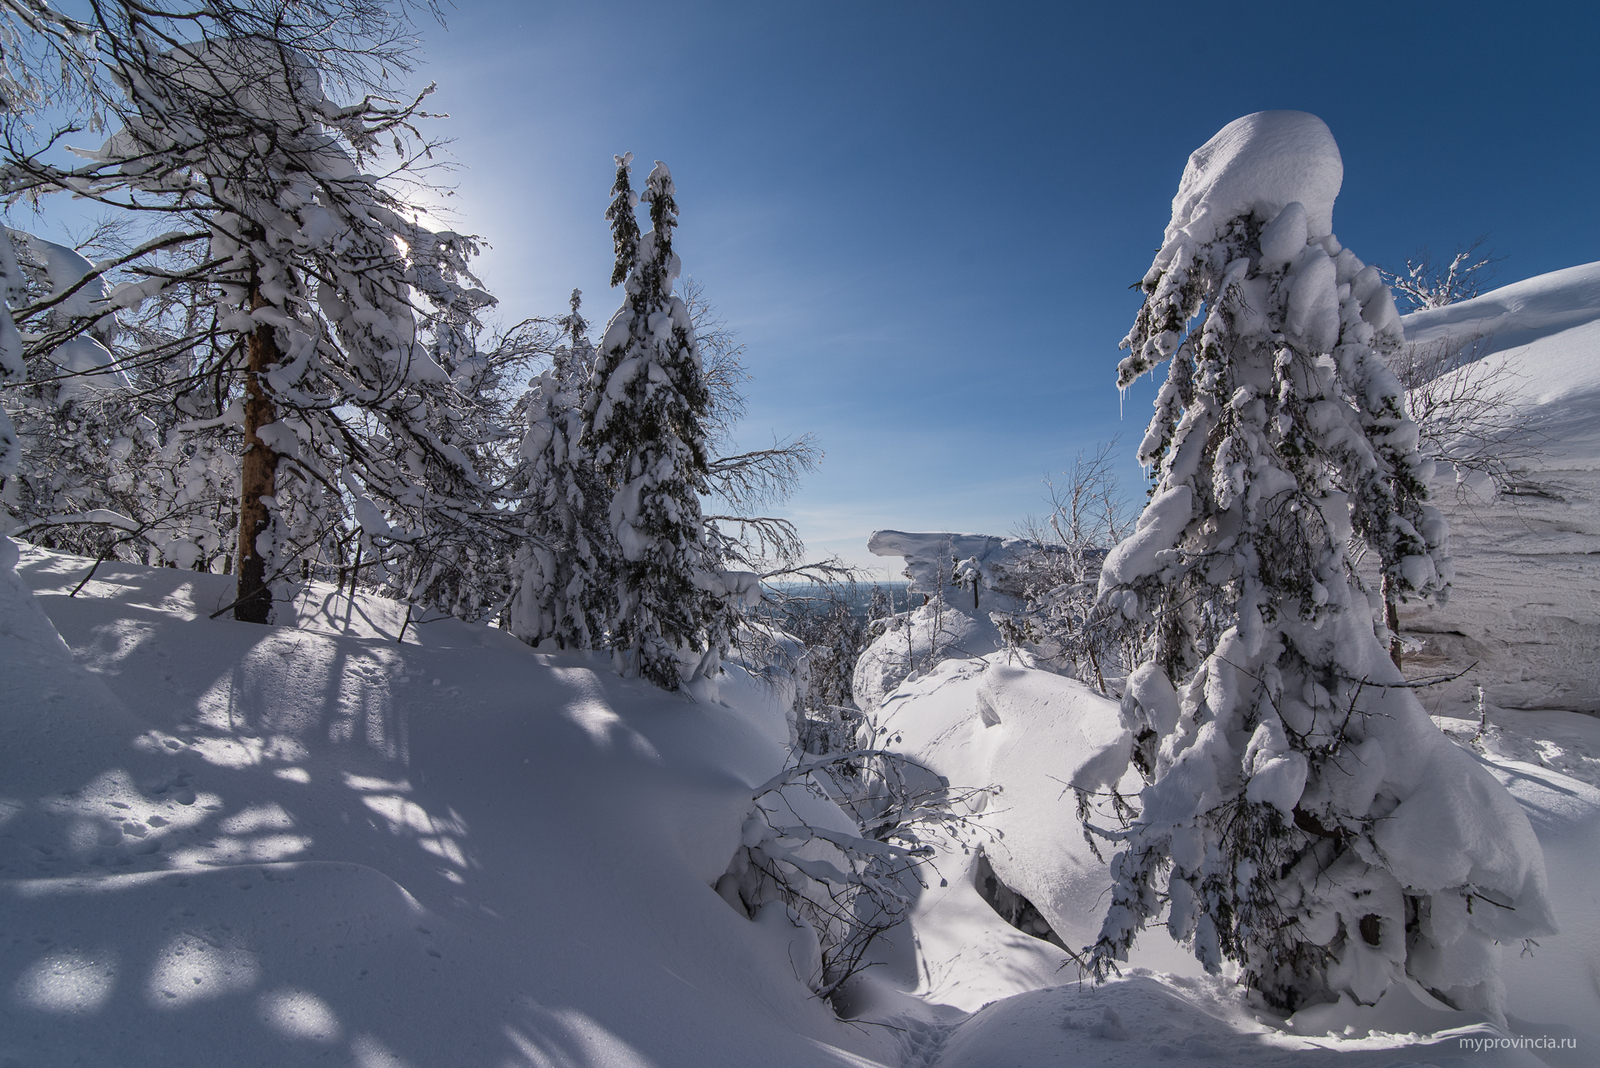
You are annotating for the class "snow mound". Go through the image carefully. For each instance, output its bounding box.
[863,654,1594,1058]
[1,543,903,1068]
[852,601,1004,714]
[1405,260,1600,456]
[855,658,1201,1014]
[1167,111,1343,246]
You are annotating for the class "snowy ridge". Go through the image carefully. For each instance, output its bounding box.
[1405,261,1600,363]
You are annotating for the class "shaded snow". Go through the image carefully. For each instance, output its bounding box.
[1,541,897,1068]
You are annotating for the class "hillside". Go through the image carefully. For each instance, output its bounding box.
[1396,263,1600,726]
[0,542,884,1067]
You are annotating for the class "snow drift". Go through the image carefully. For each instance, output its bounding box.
[0,540,900,1068]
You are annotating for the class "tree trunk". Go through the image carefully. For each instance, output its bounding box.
[235,283,280,623]
[1381,573,1404,671]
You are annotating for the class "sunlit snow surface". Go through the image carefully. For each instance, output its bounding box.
[2,531,1594,1068]
[1397,262,1600,716]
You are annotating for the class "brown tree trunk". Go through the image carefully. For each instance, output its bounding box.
[235,283,280,623]
[1381,573,1404,671]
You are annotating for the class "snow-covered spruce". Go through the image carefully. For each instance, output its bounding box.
[508,290,609,650]
[713,750,946,1001]
[0,223,24,484]
[1092,111,1553,1013]
[583,156,744,688]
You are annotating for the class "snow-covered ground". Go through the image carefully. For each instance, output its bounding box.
[1,541,880,1067]
[4,524,1596,1066]
[1398,263,1600,721]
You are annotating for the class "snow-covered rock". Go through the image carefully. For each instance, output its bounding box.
[851,530,1038,712]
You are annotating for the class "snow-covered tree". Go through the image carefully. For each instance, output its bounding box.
[371,312,554,626]
[0,1,495,622]
[1091,112,1553,1013]
[0,227,134,551]
[507,290,609,650]
[584,154,735,688]
[1000,442,1135,691]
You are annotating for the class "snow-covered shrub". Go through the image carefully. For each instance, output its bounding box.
[1380,239,1500,313]
[996,443,1136,691]
[714,746,968,1003]
[1091,111,1554,1013]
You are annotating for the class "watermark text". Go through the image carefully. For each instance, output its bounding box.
[1459,1035,1575,1053]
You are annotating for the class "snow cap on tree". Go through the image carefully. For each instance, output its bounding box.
[1166,110,1343,248]
[1092,111,1550,1015]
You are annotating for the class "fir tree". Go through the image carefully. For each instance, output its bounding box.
[584,155,725,688]
[1091,112,1552,1013]
[509,290,608,650]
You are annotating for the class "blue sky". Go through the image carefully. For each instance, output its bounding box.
[413,0,1600,578]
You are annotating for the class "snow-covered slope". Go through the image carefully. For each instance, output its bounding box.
[0,541,894,1068]
[1396,262,1600,717]
[5,540,1595,1067]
